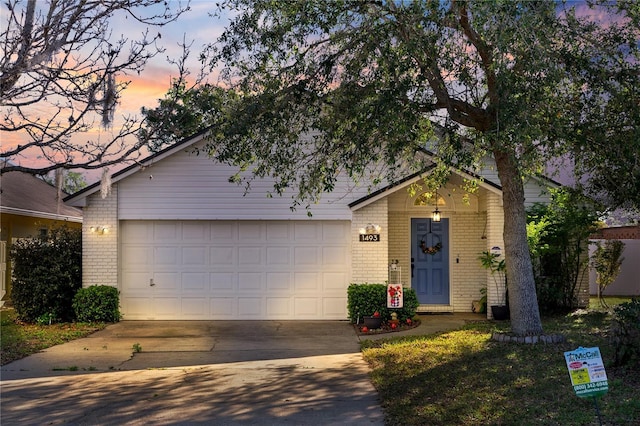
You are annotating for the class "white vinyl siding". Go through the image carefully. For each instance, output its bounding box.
[117,145,374,221]
[119,220,352,320]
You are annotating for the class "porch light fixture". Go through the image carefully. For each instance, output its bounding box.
[432,191,441,222]
[89,225,109,235]
[359,223,382,234]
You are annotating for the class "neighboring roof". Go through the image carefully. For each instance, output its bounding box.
[591,225,640,240]
[1,163,83,222]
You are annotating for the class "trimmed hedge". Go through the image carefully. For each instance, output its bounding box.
[10,227,82,323]
[73,285,121,323]
[347,283,419,323]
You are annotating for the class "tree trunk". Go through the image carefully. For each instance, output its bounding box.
[494,149,543,336]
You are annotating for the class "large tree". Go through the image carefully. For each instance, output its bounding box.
[150,1,639,335]
[1,0,190,176]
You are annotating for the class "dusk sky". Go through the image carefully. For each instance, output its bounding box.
[1,1,610,185]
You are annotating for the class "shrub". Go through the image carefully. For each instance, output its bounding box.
[592,240,625,308]
[10,227,82,323]
[526,189,600,313]
[73,285,121,323]
[610,298,640,367]
[347,283,419,323]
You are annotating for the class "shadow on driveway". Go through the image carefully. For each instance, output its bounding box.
[0,321,384,425]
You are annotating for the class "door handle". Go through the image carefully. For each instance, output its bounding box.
[150,278,155,287]
[411,257,415,278]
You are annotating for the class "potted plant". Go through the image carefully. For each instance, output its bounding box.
[479,251,509,320]
[363,311,383,329]
[472,287,487,314]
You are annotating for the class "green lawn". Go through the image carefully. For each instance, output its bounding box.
[2,299,638,425]
[0,309,106,365]
[362,298,639,426]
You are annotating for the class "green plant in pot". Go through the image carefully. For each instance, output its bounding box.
[472,287,487,314]
[479,250,509,320]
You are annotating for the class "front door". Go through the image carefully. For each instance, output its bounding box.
[411,218,450,305]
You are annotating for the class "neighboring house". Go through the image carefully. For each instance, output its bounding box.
[65,132,574,320]
[0,165,83,305]
[589,225,640,297]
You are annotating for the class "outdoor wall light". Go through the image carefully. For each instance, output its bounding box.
[89,226,109,234]
[432,190,442,222]
[432,207,441,223]
[359,223,382,234]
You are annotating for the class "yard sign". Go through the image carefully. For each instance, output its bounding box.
[564,346,609,398]
[387,284,403,308]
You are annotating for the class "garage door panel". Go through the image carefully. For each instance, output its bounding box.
[266,297,291,316]
[121,220,351,320]
[182,272,209,291]
[238,298,263,317]
[238,247,262,265]
[211,246,236,265]
[294,297,320,317]
[323,222,348,240]
[121,246,151,267]
[154,272,179,290]
[294,246,319,265]
[266,222,290,239]
[211,272,235,290]
[266,272,291,290]
[323,246,349,267]
[323,272,348,290]
[182,246,208,265]
[122,272,150,289]
[294,272,319,291]
[122,297,153,319]
[181,298,208,318]
[182,222,210,240]
[154,297,181,318]
[154,222,179,241]
[211,298,235,317]
[238,272,263,290]
[239,223,263,240]
[155,246,178,265]
[266,247,290,264]
[294,223,319,240]
[211,222,235,240]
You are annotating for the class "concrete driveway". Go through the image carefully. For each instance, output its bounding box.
[0,314,482,425]
[1,320,384,425]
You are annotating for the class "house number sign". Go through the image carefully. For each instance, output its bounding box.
[359,234,381,242]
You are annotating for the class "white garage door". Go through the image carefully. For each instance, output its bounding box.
[120,220,352,320]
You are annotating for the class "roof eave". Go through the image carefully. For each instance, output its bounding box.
[0,206,83,223]
[64,129,211,205]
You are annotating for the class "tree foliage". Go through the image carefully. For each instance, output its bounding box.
[527,189,601,313]
[140,82,238,151]
[0,0,190,175]
[42,171,88,194]
[143,1,640,335]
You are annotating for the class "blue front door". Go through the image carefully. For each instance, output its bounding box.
[411,218,450,305]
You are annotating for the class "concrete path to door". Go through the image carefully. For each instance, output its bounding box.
[1,314,483,425]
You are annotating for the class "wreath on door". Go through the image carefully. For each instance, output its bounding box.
[419,239,442,255]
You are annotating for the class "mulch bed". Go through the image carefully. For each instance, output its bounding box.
[353,319,422,336]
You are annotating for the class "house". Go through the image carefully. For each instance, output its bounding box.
[589,225,640,297]
[65,131,571,320]
[0,166,83,305]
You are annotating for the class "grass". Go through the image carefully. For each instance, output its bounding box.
[362,298,639,426]
[0,308,107,365]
